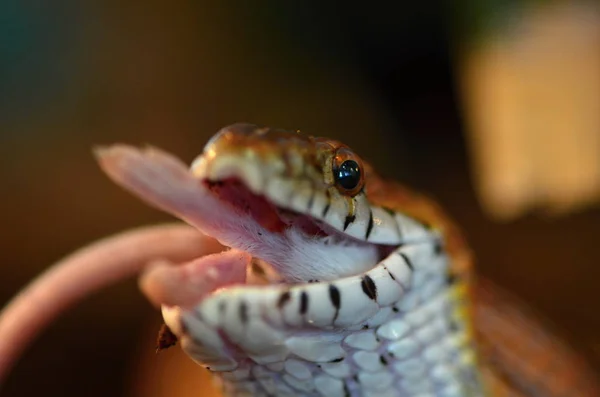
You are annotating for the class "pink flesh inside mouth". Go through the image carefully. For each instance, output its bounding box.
[140,175,389,310]
[139,177,334,309]
[201,177,391,263]
[204,178,329,237]
[90,146,391,309]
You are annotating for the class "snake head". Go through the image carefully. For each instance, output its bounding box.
[95,124,436,285]
[185,123,435,283]
[192,123,365,197]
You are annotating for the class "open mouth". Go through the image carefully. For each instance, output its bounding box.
[96,143,397,295]
[201,176,396,285]
[204,178,329,238]
[92,140,431,366]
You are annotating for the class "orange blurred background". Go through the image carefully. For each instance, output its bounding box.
[1,2,598,396]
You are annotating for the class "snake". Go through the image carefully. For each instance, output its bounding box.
[0,123,598,396]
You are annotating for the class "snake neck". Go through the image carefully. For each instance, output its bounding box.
[171,237,486,397]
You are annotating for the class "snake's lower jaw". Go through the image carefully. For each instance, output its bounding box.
[139,249,250,309]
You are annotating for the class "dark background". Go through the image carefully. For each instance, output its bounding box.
[1,2,598,396]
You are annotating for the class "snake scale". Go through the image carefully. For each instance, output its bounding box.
[0,124,598,396]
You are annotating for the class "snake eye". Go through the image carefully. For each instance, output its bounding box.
[336,160,360,189]
[333,147,364,196]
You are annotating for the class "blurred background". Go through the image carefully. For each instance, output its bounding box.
[1,1,599,396]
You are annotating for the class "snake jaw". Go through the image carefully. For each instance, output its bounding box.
[94,123,434,286]
[196,176,381,283]
[185,126,402,283]
[96,142,381,284]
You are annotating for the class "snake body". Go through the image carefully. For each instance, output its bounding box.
[0,124,598,396]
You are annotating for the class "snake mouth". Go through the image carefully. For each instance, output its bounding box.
[198,173,395,284]
[95,143,388,285]
[204,178,329,238]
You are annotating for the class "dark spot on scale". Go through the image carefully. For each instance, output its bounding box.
[422,221,434,230]
[277,291,291,309]
[257,231,263,236]
[344,383,350,397]
[322,190,331,217]
[329,357,344,363]
[300,291,309,314]
[447,272,459,285]
[343,214,356,231]
[329,284,341,322]
[353,374,359,383]
[380,355,388,365]
[392,307,399,313]
[218,300,227,314]
[362,324,369,330]
[382,206,396,216]
[361,275,377,300]
[365,210,374,239]
[399,252,414,271]
[434,240,444,255]
[384,266,395,281]
[307,190,315,211]
[239,301,249,324]
[329,285,341,309]
[449,318,460,332]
